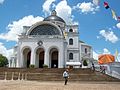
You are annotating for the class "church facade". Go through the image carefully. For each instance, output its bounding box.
[10,10,93,68]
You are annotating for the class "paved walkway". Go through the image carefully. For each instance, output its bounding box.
[0,80,120,90]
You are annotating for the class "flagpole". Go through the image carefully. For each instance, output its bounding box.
[115,49,119,62]
[116,56,119,62]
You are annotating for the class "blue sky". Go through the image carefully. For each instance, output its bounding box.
[0,0,120,61]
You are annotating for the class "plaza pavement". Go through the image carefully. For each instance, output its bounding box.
[0,80,120,90]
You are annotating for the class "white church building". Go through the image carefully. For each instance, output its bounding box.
[9,10,93,68]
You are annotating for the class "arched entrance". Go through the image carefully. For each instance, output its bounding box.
[36,48,44,68]
[23,48,31,68]
[50,48,58,68]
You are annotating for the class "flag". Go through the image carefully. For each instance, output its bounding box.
[104,2,109,9]
[118,16,120,21]
[111,9,117,20]
[115,49,119,61]
[93,0,100,6]
[115,49,118,57]
[115,49,118,61]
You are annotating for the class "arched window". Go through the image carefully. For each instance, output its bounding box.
[29,24,61,35]
[69,29,73,32]
[69,38,73,45]
[69,53,73,59]
[85,48,87,54]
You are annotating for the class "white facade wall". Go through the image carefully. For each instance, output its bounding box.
[81,43,92,58]
[13,12,93,68]
[17,37,66,68]
[67,36,79,49]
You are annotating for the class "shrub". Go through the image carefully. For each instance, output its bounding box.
[29,64,35,68]
[43,64,48,68]
[83,60,88,66]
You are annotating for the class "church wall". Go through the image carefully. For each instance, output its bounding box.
[67,50,80,62]
[43,39,65,68]
[66,31,80,64]
[67,36,79,49]
[79,42,82,62]
[81,44,92,58]
[17,38,66,68]
[74,51,80,62]
[15,10,93,68]
[80,43,93,67]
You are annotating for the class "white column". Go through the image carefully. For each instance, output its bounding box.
[30,50,35,65]
[17,52,23,68]
[80,43,82,62]
[16,48,21,67]
[16,41,23,68]
[64,42,67,68]
[44,49,49,67]
[24,53,28,67]
[35,53,39,68]
[11,59,14,67]
[58,49,64,68]
[9,60,11,67]
[21,53,24,67]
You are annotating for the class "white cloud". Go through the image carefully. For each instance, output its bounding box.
[99,30,119,43]
[73,2,99,14]
[42,0,78,25]
[93,51,98,60]
[0,15,43,41]
[93,48,111,60]
[0,42,13,60]
[96,36,100,39]
[93,48,120,62]
[103,48,110,54]
[92,0,99,6]
[42,0,56,16]
[117,53,120,62]
[55,0,77,24]
[116,23,120,29]
[0,0,4,4]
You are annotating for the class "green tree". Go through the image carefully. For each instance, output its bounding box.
[0,54,8,67]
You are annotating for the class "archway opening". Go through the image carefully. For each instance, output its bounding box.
[50,48,58,68]
[27,51,31,68]
[36,48,44,68]
[23,48,31,68]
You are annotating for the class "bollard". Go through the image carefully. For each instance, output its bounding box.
[11,72,14,80]
[25,73,27,80]
[21,73,24,80]
[4,72,7,80]
[18,72,21,80]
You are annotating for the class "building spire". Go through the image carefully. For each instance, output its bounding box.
[51,10,57,16]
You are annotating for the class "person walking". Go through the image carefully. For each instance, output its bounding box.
[63,69,69,85]
[92,63,95,72]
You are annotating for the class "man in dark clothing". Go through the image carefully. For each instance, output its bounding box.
[92,63,95,72]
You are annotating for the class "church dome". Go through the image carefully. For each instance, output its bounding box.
[43,10,65,23]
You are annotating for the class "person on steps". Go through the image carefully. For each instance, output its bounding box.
[63,69,69,85]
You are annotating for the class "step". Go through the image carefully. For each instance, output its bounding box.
[0,68,119,81]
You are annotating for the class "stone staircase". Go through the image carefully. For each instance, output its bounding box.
[0,68,120,81]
